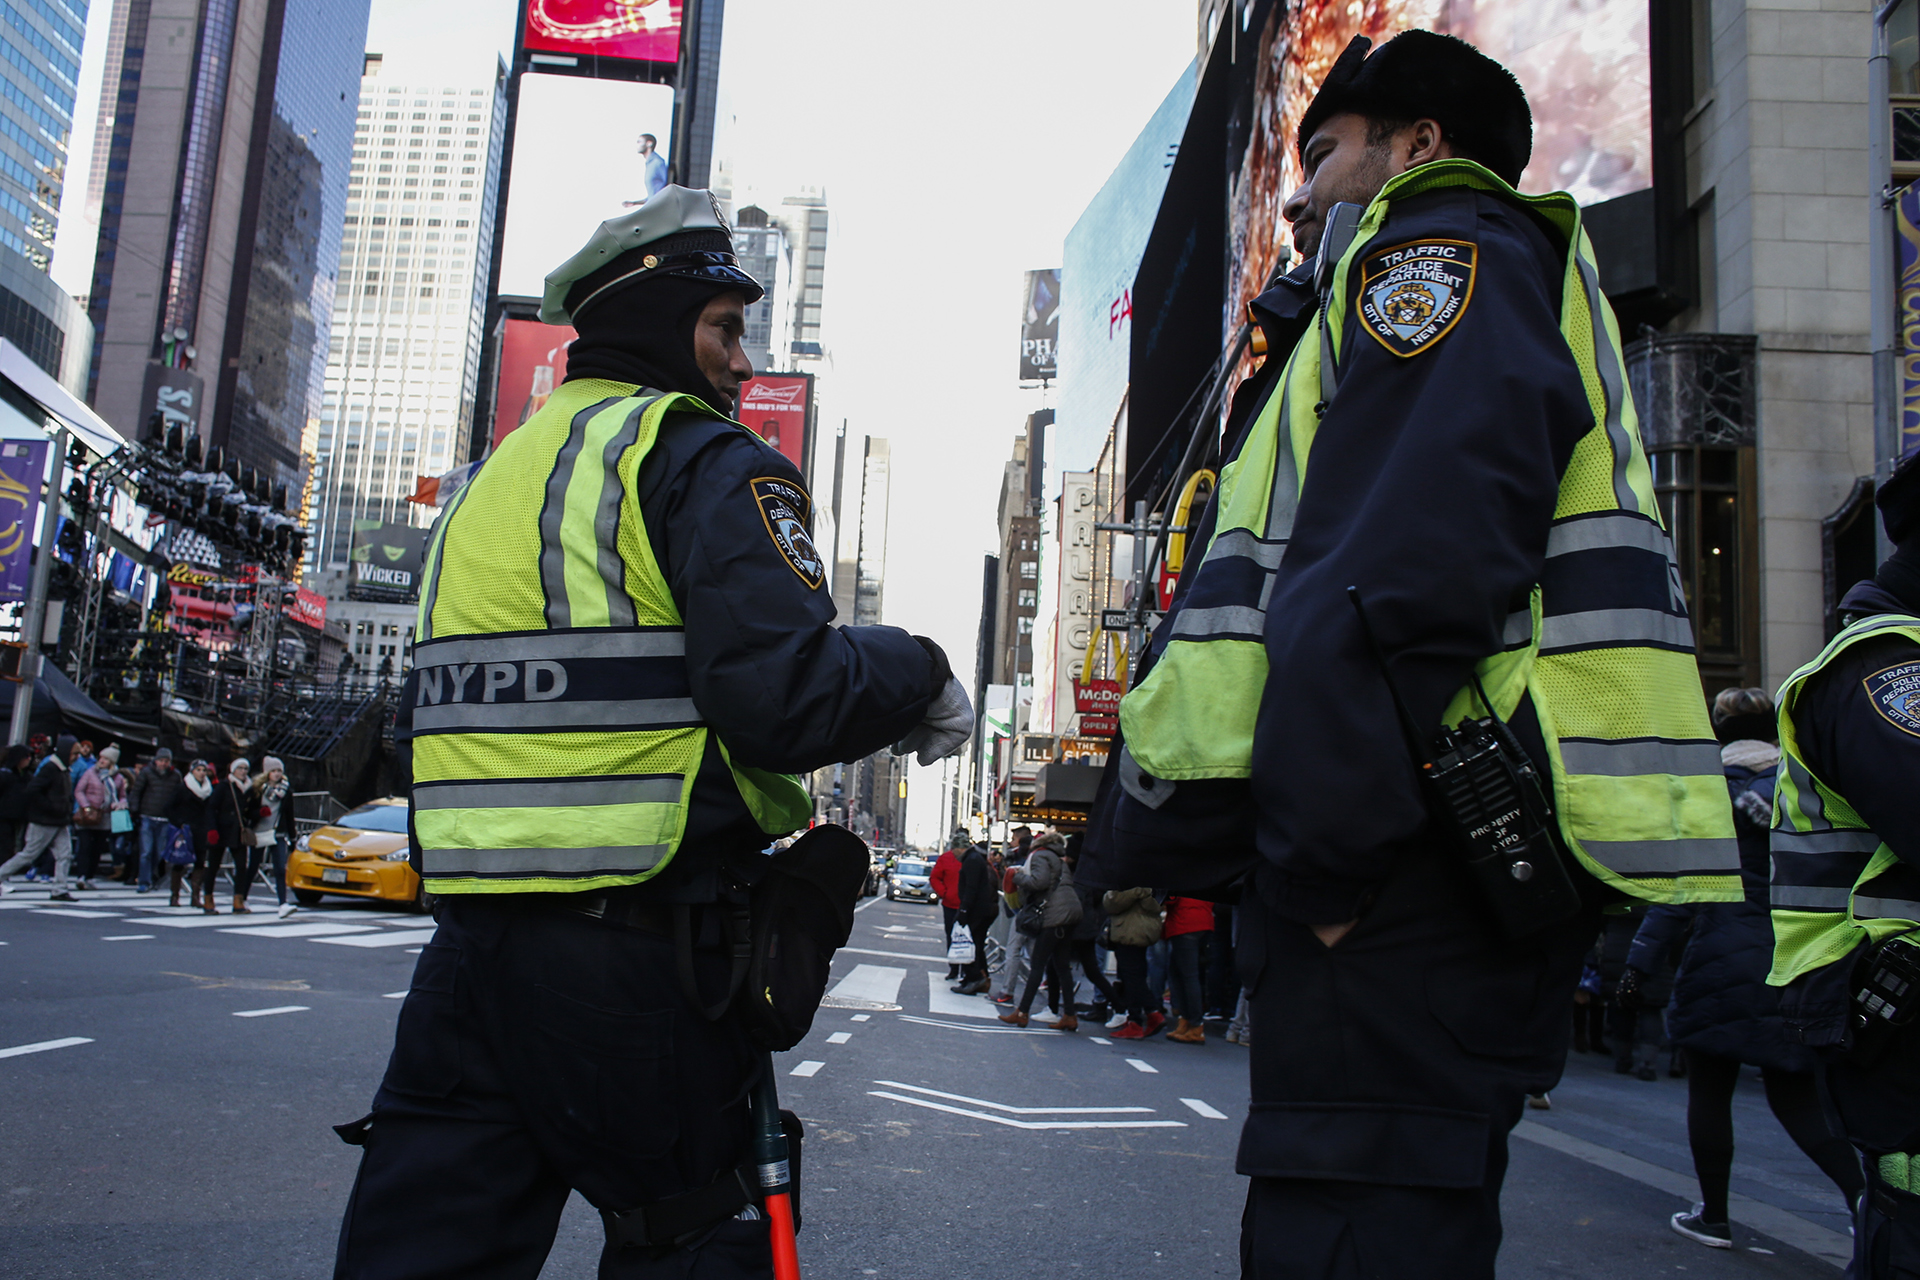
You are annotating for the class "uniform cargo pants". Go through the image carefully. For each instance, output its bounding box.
[333,895,774,1280]
[1823,1018,1920,1278]
[1236,844,1597,1279]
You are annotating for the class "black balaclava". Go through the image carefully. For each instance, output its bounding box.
[562,274,739,413]
[1878,539,1920,613]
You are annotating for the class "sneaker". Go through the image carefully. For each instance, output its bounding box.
[1110,1019,1147,1040]
[136,885,152,894]
[1225,1028,1243,1044]
[74,880,94,891]
[47,890,76,902]
[1670,1206,1731,1249]
[0,881,10,896]
[991,991,1013,1005]
[1144,1011,1166,1036]
[1527,1093,1552,1110]
[277,902,297,919]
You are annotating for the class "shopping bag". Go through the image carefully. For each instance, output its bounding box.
[947,925,976,966]
[162,824,197,866]
[109,808,133,834]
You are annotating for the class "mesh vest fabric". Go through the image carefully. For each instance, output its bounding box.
[1768,613,1920,985]
[1119,160,1739,906]
[410,378,813,894]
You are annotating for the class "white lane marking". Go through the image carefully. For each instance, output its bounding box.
[853,894,888,913]
[32,908,122,919]
[312,929,439,948]
[232,1005,309,1018]
[826,1031,852,1045]
[868,1091,1185,1130]
[1125,1059,1158,1074]
[101,934,154,941]
[1181,1098,1229,1120]
[896,1014,1049,1036]
[926,973,1002,1020]
[849,1014,871,1022]
[383,991,409,999]
[1090,1037,1112,1045]
[148,913,351,929]
[223,923,381,939]
[876,925,911,933]
[404,948,422,954]
[827,964,907,1007]
[789,1061,825,1078]
[1511,1121,1850,1266]
[838,945,946,963]
[872,1080,1155,1115]
[0,1036,93,1059]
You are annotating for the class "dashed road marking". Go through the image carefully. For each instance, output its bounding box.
[1125,1059,1158,1074]
[232,1005,309,1018]
[225,922,381,939]
[383,991,409,999]
[867,1083,1184,1130]
[314,929,439,948]
[1181,1098,1228,1120]
[872,1081,1155,1116]
[789,1061,825,1078]
[849,1014,871,1022]
[32,909,121,919]
[1090,1037,1111,1045]
[101,934,154,941]
[826,1031,852,1045]
[0,1036,92,1059]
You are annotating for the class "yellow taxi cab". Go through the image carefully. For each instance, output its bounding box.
[285,798,430,912]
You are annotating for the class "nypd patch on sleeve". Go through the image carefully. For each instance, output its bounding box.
[1864,660,1920,738]
[750,476,826,590]
[1357,239,1477,357]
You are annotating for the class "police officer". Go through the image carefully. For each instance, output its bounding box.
[332,187,972,1279]
[1768,452,1920,1277]
[1107,33,1740,1277]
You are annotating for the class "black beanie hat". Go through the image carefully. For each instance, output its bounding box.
[1878,450,1920,546]
[1296,31,1533,187]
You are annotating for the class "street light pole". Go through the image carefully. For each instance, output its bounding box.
[1871,0,1903,560]
[9,427,67,746]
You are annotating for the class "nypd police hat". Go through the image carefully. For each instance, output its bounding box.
[541,185,764,327]
[1297,31,1532,188]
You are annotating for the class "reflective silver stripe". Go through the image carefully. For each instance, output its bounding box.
[1545,512,1671,560]
[1781,755,1830,830]
[1208,528,1286,570]
[1770,828,1885,856]
[1575,247,1640,514]
[1539,608,1695,651]
[539,397,624,627]
[417,475,478,644]
[1579,835,1740,874]
[1501,610,1533,647]
[412,697,700,733]
[413,630,686,666]
[1558,738,1723,779]
[1770,885,1851,911]
[427,844,673,876]
[1264,359,1301,541]
[1852,897,1920,922]
[593,398,655,628]
[414,777,684,810]
[1169,605,1267,640]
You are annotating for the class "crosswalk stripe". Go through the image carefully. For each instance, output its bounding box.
[224,923,381,939]
[314,929,439,948]
[0,1036,92,1058]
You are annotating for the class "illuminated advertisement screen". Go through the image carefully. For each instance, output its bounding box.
[497,74,675,298]
[520,0,682,66]
[737,373,812,481]
[494,317,576,448]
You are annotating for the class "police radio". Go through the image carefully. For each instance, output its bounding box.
[1347,588,1583,939]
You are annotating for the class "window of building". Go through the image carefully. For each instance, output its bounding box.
[1016,588,1036,608]
[1016,617,1034,635]
[1651,444,1756,681]
[1019,560,1036,579]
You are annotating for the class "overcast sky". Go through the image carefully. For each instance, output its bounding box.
[64,0,1198,845]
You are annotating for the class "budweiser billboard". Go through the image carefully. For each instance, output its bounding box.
[736,372,813,482]
[493,317,575,448]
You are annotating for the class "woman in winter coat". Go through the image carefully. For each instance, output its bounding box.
[212,758,260,912]
[1162,895,1215,1044]
[172,759,216,913]
[71,745,121,893]
[249,756,298,917]
[1626,688,1865,1249]
[1102,886,1165,1038]
[997,830,1084,1030]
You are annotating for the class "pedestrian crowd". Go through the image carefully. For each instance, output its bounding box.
[0,733,301,917]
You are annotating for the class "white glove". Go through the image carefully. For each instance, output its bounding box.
[891,677,974,766]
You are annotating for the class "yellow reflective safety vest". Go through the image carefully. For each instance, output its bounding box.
[409,378,814,894]
[1119,160,1740,905]
[1768,612,1920,985]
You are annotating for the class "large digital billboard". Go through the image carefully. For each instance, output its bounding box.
[1020,269,1060,383]
[521,0,682,67]
[496,74,675,299]
[494,317,576,448]
[737,373,813,481]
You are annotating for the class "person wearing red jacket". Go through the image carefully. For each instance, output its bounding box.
[930,840,964,980]
[1163,895,1214,1044]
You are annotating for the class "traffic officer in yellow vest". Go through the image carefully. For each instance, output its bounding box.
[1768,452,1920,1276]
[1107,33,1739,1277]
[332,187,972,1279]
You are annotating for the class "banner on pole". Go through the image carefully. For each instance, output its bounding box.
[0,439,47,602]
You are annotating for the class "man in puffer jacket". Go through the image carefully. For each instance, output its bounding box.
[0,734,76,900]
[951,841,999,994]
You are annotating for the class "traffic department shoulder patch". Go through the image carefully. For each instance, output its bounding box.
[750,476,826,590]
[1864,660,1920,739]
[1357,239,1477,358]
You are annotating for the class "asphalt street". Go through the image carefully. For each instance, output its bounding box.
[0,884,1860,1278]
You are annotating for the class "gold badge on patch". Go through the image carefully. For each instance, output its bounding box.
[750,476,826,590]
[1357,239,1477,358]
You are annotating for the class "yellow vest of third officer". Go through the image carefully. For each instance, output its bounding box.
[1120,161,1740,906]
[1768,612,1920,986]
[409,378,813,895]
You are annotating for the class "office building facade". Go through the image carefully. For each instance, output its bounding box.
[311,55,506,570]
[731,203,790,374]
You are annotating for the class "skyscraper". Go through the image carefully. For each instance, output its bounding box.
[0,0,92,393]
[776,188,826,359]
[311,55,507,570]
[86,0,370,488]
[731,203,789,374]
[852,435,888,627]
